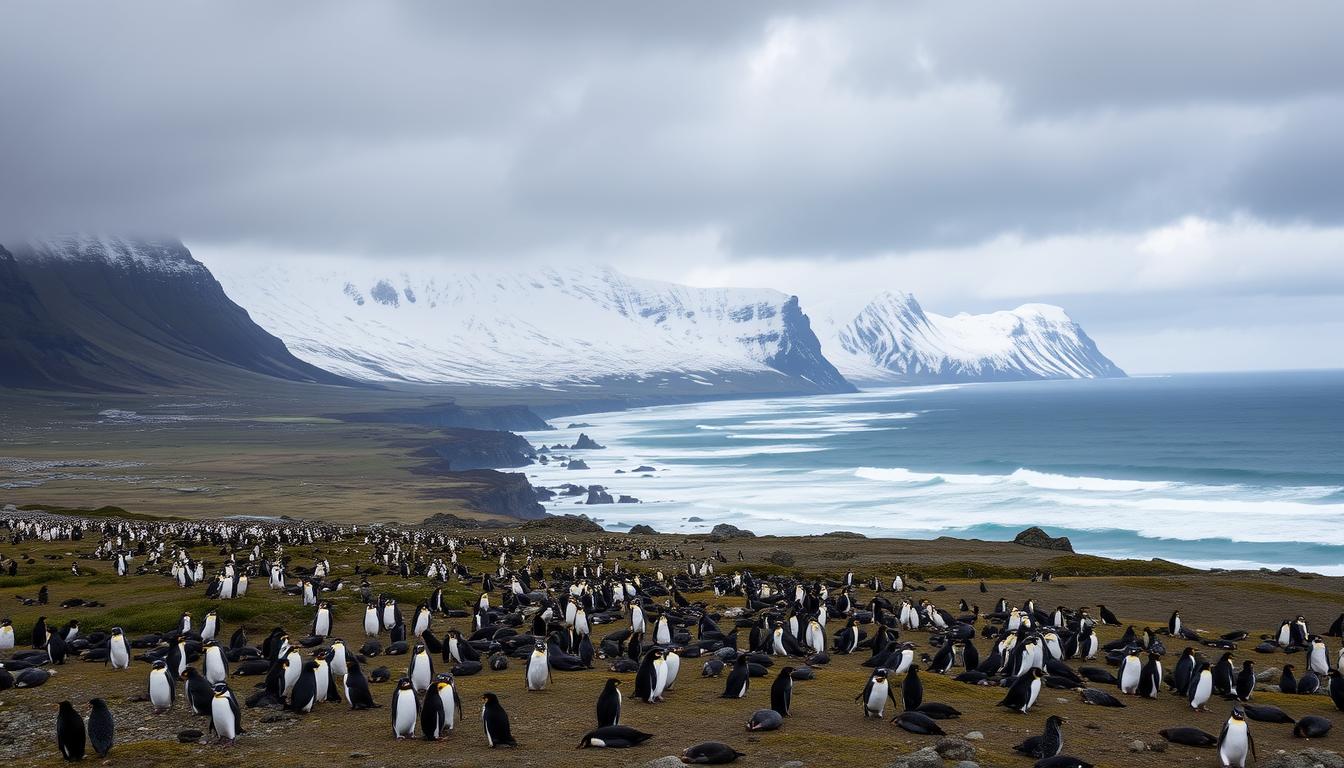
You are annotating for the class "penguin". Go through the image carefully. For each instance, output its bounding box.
[1329,670,1344,711]
[1172,647,1197,695]
[1168,610,1182,637]
[433,674,461,732]
[1234,660,1256,702]
[1280,664,1298,695]
[1218,707,1256,768]
[1098,605,1121,626]
[0,618,14,651]
[998,668,1045,714]
[1138,653,1162,699]
[183,667,213,715]
[903,664,924,710]
[893,710,945,735]
[1308,636,1330,675]
[721,655,750,699]
[148,659,175,713]
[1212,652,1236,696]
[107,627,131,670]
[408,643,433,692]
[56,700,87,762]
[1159,727,1218,747]
[1294,716,1333,739]
[1118,649,1142,694]
[578,725,654,748]
[681,742,746,764]
[391,677,419,739]
[860,668,899,718]
[421,679,448,740]
[770,667,793,716]
[312,602,333,638]
[747,708,784,731]
[481,692,517,747]
[88,698,115,758]
[364,604,380,637]
[1189,662,1214,711]
[1013,714,1065,758]
[201,610,219,643]
[597,678,623,727]
[209,683,242,744]
[343,659,379,710]
[288,661,319,713]
[202,641,229,684]
[524,640,551,691]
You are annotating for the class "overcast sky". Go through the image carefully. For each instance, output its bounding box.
[3,2,1342,373]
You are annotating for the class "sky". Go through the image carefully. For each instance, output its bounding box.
[2,2,1342,373]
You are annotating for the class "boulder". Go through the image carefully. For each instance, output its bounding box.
[644,757,686,768]
[627,524,658,535]
[566,459,590,470]
[571,433,605,450]
[1012,526,1074,552]
[821,530,866,539]
[617,495,641,504]
[517,515,603,533]
[533,486,556,501]
[710,523,756,540]
[1261,750,1344,768]
[887,747,944,768]
[934,737,976,761]
[633,465,656,473]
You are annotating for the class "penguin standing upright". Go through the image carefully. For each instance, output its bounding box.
[87,698,115,758]
[209,683,242,744]
[1234,660,1256,702]
[203,641,229,684]
[1118,650,1142,694]
[391,678,419,739]
[860,669,898,718]
[434,674,461,732]
[1172,647,1197,695]
[343,660,379,710]
[524,641,551,691]
[408,644,433,692]
[597,678,623,727]
[107,627,131,670]
[312,602,333,638]
[1218,707,1256,768]
[770,667,793,716]
[56,700,87,762]
[721,655,750,699]
[1139,653,1163,699]
[481,692,516,747]
[997,668,1044,714]
[288,661,319,713]
[0,618,14,651]
[1189,662,1214,711]
[420,680,447,740]
[902,665,924,710]
[183,668,213,715]
[148,660,175,713]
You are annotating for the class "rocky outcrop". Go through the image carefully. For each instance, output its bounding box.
[517,514,604,533]
[617,495,640,504]
[709,523,756,540]
[571,433,605,450]
[585,486,614,505]
[627,524,658,535]
[566,459,590,470]
[1013,526,1074,552]
[414,429,536,471]
[418,470,545,520]
[767,550,795,567]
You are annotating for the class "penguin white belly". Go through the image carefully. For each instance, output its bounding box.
[1025,678,1041,711]
[211,698,237,739]
[0,628,13,651]
[411,658,430,691]
[892,650,913,674]
[664,653,680,689]
[110,641,129,669]
[393,692,416,737]
[652,661,668,700]
[526,654,549,690]
[1220,723,1250,767]
[1310,646,1328,675]
[440,686,457,730]
[866,682,888,716]
[1191,675,1212,708]
[364,612,379,636]
[150,673,173,709]
[1119,659,1140,693]
[205,653,227,683]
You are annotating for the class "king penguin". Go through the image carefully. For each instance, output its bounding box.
[1218,707,1256,768]
[391,677,419,739]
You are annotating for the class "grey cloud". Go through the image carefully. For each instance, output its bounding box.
[1,1,1342,257]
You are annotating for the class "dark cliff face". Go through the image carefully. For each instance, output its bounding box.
[764,296,856,393]
[418,470,545,520]
[409,428,537,471]
[1,238,351,391]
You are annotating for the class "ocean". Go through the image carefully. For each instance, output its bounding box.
[520,370,1344,574]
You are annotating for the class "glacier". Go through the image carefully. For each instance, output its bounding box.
[205,257,852,394]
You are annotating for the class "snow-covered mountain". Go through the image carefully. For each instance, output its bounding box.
[206,257,853,394]
[821,291,1124,383]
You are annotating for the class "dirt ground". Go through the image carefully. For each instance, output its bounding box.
[2,519,1342,768]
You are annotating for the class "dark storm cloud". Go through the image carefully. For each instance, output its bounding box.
[1,1,1342,257]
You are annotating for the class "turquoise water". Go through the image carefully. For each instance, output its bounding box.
[522,371,1344,573]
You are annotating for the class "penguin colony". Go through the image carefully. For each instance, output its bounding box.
[2,510,1343,767]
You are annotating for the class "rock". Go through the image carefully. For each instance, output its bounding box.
[767,550,796,567]
[778,762,805,768]
[1012,526,1074,552]
[628,524,658,535]
[887,747,944,768]
[644,757,686,768]
[1129,739,1148,753]
[348,753,372,759]
[710,523,756,540]
[617,495,641,504]
[261,711,297,723]
[567,423,593,429]
[532,486,556,501]
[585,486,614,505]
[566,459,590,470]
[1259,750,1344,768]
[934,737,976,761]
[177,729,204,743]
[559,483,586,497]
[571,433,605,450]
[955,763,980,768]
[517,514,604,533]
[821,530,866,538]
[633,465,656,473]
[687,516,704,522]
[964,731,984,740]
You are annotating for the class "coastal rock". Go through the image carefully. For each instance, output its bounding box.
[617,495,641,504]
[559,483,586,497]
[566,459,590,470]
[533,486,556,501]
[822,530,866,539]
[571,433,605,450]
[628,524,658,535]
[633,465,656,473]
[567,423,593,429]
[710,523,756,540]
[585,486,614,505]
[1012,526,1074,552]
